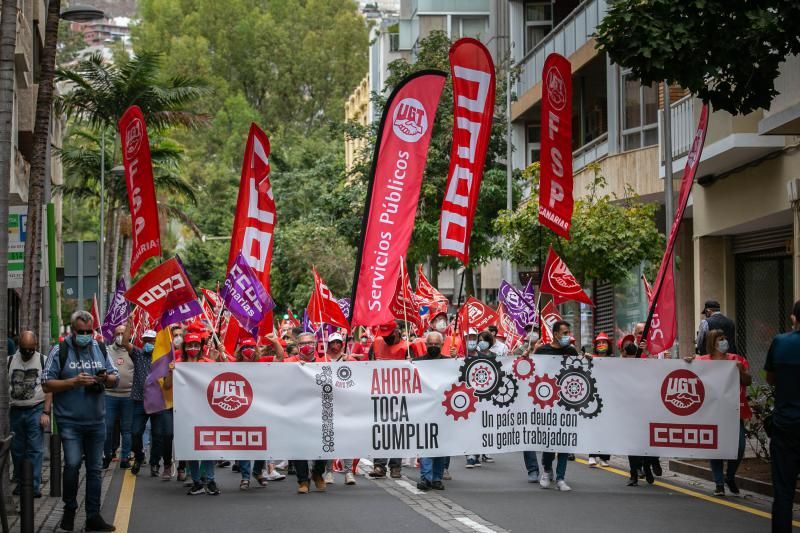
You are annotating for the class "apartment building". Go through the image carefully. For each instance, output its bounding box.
[7,0,64,339]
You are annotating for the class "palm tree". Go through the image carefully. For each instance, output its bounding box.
[32,51,207,321]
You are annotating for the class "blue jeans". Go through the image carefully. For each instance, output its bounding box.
[420,457,446,482]
[188,460,215,482]
[104,396,133,461]
[60,421,105,517]
[523,451,540,475]
[239,460,265,480]
[541,452,568,481]
[131,400,152,463]
[150,409,174,467]
[10,405,44,492]
[710,421,746,485]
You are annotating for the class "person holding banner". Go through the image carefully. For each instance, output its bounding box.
[487,325,509,356]
[416,331,449,491]
[687,329,751,496]
[533,320,579,491]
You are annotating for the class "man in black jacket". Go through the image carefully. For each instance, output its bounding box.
[696,300,737,354]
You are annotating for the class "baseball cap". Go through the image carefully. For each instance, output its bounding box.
[703,300,721,313]
[377,321,398,336]
[184,332,202,344]
[595,332,609,342]
[328,332,344,343]
[240,338,256,347]
[142,329,157,340]
[618,334,635,351]
[466,328,478,336]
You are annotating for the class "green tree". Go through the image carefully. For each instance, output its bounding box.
[595,0,800,115]
[55,51,206,295]
[493,162,664,285]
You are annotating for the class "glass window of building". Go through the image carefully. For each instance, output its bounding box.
[527,121,541,165]
[524,1,553,53]
[621,71,659,151]
[452,16,489,40]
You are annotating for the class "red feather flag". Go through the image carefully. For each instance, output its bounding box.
[308,268,350,331]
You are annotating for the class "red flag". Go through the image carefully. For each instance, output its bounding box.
[497,304,523,351]
[641,274,654,303]
[439,38,496,264]
[389,268,422,334]
[118,106,162,276]
[124,257,196,322]
[285,306,301,328]
[350,71,446,327]
[457,296,498,332]
[646,104,710,355]
[415,265,449,308]
[201,288,222,311]
[539,301,562,345]
[308,268,350,331]
[538,53,573,239]
[539,246,593,306]
[91,295,101,332]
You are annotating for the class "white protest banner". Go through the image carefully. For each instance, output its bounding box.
[174,356,740,460]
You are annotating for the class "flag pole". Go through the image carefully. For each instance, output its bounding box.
[199,298,224,350]
[400,258,411,360]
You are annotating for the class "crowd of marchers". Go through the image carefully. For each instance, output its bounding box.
[4,298,799,532]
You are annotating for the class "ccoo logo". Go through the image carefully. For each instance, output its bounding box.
[661,369,705,416]
[207,372,253,419]
[392,98,428,142]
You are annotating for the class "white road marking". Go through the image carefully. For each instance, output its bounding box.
[394,479,425,495]
[455,517,498,533]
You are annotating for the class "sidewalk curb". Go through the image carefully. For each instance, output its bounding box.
[668,459,800,504]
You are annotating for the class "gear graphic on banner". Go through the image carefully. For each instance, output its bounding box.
[491,374,519,407]
[512,356,535,380]
[459,355,504,401]
[555,358,603,419]
[442,382,478,421]
[528,374,559,409]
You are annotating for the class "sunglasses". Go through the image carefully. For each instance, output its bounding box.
[75,329,93,335]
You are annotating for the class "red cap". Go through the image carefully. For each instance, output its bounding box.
[618,334,635,350]
[377,321,397,336]
[184,332,202,344]
[594,332,609,342]
[240,338,257,348]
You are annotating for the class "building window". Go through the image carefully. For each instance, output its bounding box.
[451,16,488,40]
[621,71,658,151]
[524,1,553,54]
[527,121,541,165]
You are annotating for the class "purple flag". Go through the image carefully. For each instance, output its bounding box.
[221,253,276,338]
[160,299,203,329]
[101,279,130,343]
[499,280,537,335]
[302,309,312,332]
[337,298,351,318]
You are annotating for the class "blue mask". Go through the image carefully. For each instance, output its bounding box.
[75,334,93,347]
[477,340,491,352]
[558,335,571,348]
[143,342,155,353]
[466,340,478,352]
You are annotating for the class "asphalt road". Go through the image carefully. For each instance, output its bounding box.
[101,454,795,533]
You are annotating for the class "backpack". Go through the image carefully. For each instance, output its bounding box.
[53,340,108,378]
[7,352,46,371]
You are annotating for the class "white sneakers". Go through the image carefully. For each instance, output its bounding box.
[323,471,335,484]
[539,472,571,492]
[539,472,551,489]
[265,470,286,481]
[344,472,356,485]
[598,459,609,467]
[588,457,597,467]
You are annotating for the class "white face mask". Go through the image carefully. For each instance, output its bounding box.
[114,335,123,346]
[717,339,729,354]
[173,336,184,348]
[527,332,540,343]
[434,320,447,333]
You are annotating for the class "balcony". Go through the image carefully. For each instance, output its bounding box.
[659,96,787,180]
[573,132,608,172]
[15,10,33,88]
[515,0,607,109]
[758,54,800,135]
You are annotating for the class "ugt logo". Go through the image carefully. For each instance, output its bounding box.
[392,98,428,142]
[661,369,705,416]
[125,117,144,157]
[207,372,253,419]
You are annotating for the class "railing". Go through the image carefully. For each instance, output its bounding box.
[659,95,696,162]
[516,0,608,98]
[573,132,609,171]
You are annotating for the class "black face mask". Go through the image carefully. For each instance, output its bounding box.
[624,343,638,356]
[383,333,398,346]
[20,348,35,359]
[426,346,442,358]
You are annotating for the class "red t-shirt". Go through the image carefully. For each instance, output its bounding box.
[282,355,329,363]
[372,337,424,360]
[696,353,752,419]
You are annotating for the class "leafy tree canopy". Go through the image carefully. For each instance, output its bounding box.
[595,0,800,115]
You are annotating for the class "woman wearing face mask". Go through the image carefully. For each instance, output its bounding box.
[586,331,613,468]
[476,331,495,356]
[686,330,752,496]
